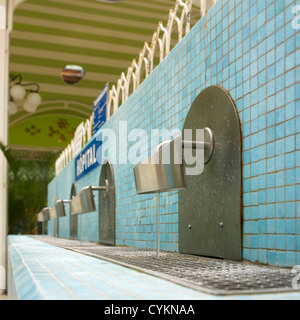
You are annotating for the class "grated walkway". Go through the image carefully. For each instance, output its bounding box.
[31,236,300,299]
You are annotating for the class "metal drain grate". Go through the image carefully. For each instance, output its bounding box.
[32,236,299,296]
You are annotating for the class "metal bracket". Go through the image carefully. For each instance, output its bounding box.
[79,179,109,198]
[155,127,214,165]
[69,180,110,216]
[55,199,71,217]
[182,127,214,164]
[57,200,71,204]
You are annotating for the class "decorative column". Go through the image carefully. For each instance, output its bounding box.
[0,0,9,294]
[0,0,24,294]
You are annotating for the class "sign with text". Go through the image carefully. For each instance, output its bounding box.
[93,83,108,135]
[73,121,84,157]
[75,134,102,181]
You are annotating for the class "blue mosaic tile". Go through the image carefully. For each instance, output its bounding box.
[286,185,296,202]
[285,200,295,217]
[276,154,285,171]
[267,235,276,249]
[277,219,285,233]
[296,134,300,150]
[276,171,285,186]
[286,219,296,234]
[48,0,300,268]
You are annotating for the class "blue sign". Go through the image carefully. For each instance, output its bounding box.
[93,83,108,135]
[75,135,103,181]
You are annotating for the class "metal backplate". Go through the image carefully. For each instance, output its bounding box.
[54,195,59,237]
[179,86,242,261]
[70,184,78,240]
[99,161,115,245]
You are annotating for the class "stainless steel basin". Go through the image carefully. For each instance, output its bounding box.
[70,186,96,215]
[133,128,214,194]
[49,205,58,219]
[37,212,44,222]
[133,138,186,194]
[70,183,108,215]
[55,200,68,217]
[37,207,50,222]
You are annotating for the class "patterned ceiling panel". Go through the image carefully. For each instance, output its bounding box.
[9,0,200,152]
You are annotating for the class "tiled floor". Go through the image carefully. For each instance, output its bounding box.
[7,236,300,300]
[32,236,299,296]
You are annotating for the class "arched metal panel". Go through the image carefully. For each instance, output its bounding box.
[99,161,116,245]
[54,195,59,237]
[70,183,77,240]
[179,86,242,261]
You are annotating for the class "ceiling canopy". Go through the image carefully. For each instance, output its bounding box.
[9,0,201,157]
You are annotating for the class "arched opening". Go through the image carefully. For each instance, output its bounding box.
[169,16,182,52]
[139,60,146,87]
[152,39,163,72]
[127,69,136,99]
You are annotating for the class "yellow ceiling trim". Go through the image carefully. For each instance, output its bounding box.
[10,47,130,69]
[11,30,139,54]
[46,0,168,19]
[125,0,173,10]
[18,3,156,30]
[13,15,148,42]
[37,82,101,97]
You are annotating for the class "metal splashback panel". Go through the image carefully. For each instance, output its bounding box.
[179,86,242,261]
[99,161,115,245]
[70,184,78,240]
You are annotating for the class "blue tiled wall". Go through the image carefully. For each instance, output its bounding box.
[48,0,300,267]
